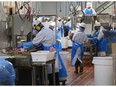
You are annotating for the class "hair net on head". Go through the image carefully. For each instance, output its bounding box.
[32,20,41,29]
[37,17,43,22]
[58,17,61,21]
[86,2,92,8]
[79,22,86,28]
[94,21,101,27]
[50,22,56,27]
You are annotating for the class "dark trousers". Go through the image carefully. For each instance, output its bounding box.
[75,59,81,67]
[75,59,83,73]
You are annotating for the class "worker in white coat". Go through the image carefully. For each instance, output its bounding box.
[71,22,88,74]
[57,17,64,37]
[83,2,96,16]
[17,20,57,84]
[17,20,67,85]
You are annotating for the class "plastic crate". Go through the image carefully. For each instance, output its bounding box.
[31,51,55,62]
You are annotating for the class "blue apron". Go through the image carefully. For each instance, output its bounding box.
[53,44,68,79]
[56,31,62,51]
[84,8,96,16]
[85,9,93,14]
[0,59,15,85]
[71,42,84,67]
[18,41,34,50]
[41,44,67,79]
[93,32,107,52]
[58,27,64,37]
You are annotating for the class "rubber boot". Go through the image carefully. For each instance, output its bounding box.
[80,65,83,73]
[74,66,78,74]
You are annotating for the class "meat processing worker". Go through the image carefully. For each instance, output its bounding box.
[57,17,64,37]
[56,27,62,51]
[71,22,88,74]
[83,2,96,16]
[91,21,107,56]
[17,20,67,85]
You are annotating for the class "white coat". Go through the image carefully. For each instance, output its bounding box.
[32,27,60,74]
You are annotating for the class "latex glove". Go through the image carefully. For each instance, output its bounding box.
[17,45,23,49]
[17,41,34,50]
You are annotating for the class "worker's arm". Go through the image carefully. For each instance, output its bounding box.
[97,31,104,41]
[32,30,45,45]
[83,8,87,15]
[91,30,96,37]
[17,30,45,50]
[91,8,97,16]
[17,41,34,49]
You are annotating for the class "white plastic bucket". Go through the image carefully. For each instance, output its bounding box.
[112,54,116,85]
[92,57,113,85]
[31,51,55,62]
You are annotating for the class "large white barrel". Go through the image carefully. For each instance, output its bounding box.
[92,57,113,85]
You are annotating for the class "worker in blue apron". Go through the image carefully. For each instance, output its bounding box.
[63,19,72,37]
[17,20,67,85]
[83,2,96,16]
[71,22,88,74]
[57,17,64,37]
[56,27,62,51]
[91,21,107,56]
[56,26,68,81]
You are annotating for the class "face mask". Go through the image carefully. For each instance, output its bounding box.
[35,23,44,31]
[79,26,85,32]
[35,26,41,31]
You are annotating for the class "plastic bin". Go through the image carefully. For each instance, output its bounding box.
[92,57,113,85]
[61,37,68,49]
[31,51,55,62]
[112,54,116,85]
[68,39,72,47]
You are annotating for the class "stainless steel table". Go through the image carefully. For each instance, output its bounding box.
[31,59,55,85]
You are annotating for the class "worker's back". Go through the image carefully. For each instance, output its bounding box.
[72,29,87,44]
[32,27,56,47]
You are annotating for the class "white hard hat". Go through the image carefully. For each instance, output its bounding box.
[63,21,67,24]
[50,22,56,27]
[94,21,101,26]
[79,22,86,28]
[32,20,41,29]
[58,17,61,21]
[68,17,71,20]
[37,17,42,22]
[87,2,92,8]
